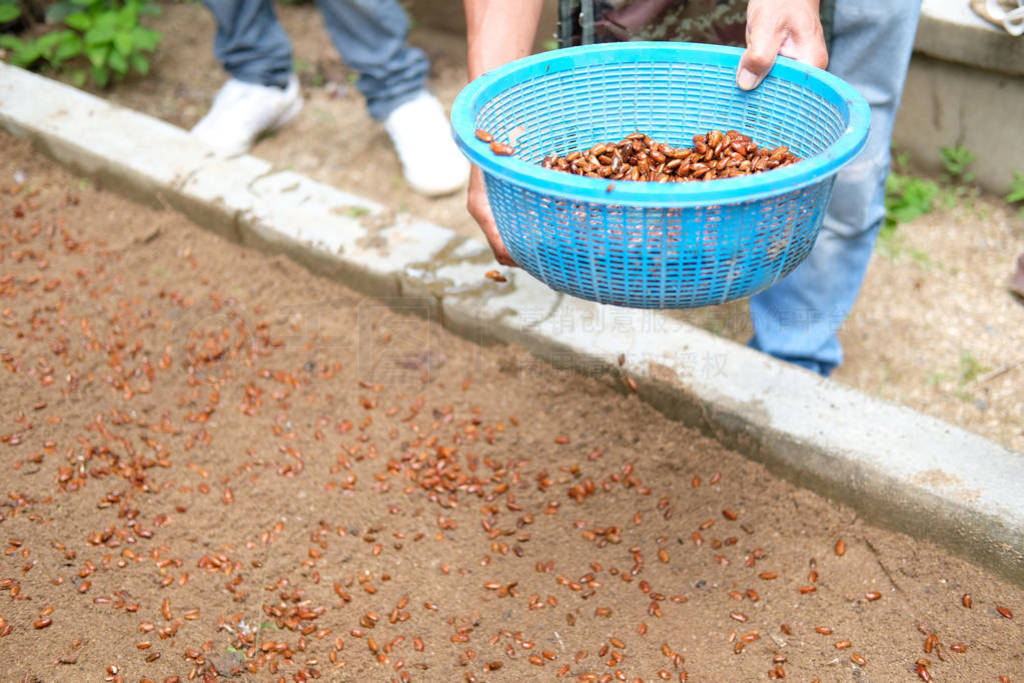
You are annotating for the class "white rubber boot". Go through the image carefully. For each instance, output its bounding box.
[384,91,471,197]
[191,74,303,155]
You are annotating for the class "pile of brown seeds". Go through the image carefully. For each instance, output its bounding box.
[539,130,800,182]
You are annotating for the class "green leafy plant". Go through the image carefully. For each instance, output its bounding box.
[879,153,940,263]
[936,144,981,213]
[0,1,21,24]
[939,145,976,184]
[1007,171,1024,219]
[0,0,160,87]
[883,171,939,234]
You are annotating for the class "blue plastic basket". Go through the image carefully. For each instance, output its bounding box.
[451,43,870,309]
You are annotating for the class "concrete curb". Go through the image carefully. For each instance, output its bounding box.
[3,64,1022,584]
[916,0,1024,78]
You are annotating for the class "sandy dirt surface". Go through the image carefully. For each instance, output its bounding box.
[2,135,1024,682]
[46,1,1020,455]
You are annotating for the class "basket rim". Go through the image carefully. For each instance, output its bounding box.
[451,42,870,208]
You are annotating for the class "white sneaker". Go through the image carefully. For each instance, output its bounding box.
[384,91,471,197]
[191,74,303,155]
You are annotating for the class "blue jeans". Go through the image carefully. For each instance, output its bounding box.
[203,0,430,120]
[748,0,922,376]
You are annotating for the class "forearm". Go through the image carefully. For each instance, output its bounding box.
[464,0,545,80]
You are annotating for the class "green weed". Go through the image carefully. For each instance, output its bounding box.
[939,145,981,214]
[958,351,988,386]
[0,0,20,24]
[880,147,975,264]
[0,0,161,87]
[882,150,937,239]
[1007,171,1024,219]
[880,166,940,259]
[883,171,939,235]
[939,145,976,184]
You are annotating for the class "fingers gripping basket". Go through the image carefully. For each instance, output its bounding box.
[451,43,870,309]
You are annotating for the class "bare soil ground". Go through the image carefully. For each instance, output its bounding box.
[53,1,1019,455]
[2,132,1024,682]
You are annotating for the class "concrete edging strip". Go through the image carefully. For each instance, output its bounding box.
[2,64,1022,583]
[916,0,1024,77]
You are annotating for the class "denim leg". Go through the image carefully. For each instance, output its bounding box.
[748,0,922,376]
[204,0,293,88]
[315,0,430,120]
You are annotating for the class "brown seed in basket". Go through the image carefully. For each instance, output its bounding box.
[541,130,799,183]
[490,141,515,156]
[475,129,494,143]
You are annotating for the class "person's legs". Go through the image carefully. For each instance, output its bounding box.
[314,0,430,121]
[748,0,922,376]
[204,0,293,87]
[313,0,468,196]
[192,0,302,155]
